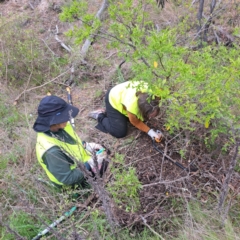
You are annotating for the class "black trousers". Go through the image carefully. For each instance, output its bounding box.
[95,90,128,138]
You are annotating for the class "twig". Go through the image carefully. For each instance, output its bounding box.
[29,2,34,10]
[80,72,103,77]
[213,29,220,44]
[142,175,189,188]
[41,39,58,57]
[191,0,197,5]
[104,51,118,60]
[125,151,160,166]
[140,215,165,239]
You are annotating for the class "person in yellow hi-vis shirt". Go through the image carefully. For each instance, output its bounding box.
[88,81,163,140]
[33,95,107,189]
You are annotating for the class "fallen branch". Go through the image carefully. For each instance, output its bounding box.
[55,25,72,52]
[14,68,71,105]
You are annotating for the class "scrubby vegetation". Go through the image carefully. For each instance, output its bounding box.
[0,0,239,239]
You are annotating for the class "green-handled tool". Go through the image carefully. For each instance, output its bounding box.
[32,206,77,240]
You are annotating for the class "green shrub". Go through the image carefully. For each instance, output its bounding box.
[107,153,142,212]
[60,0,240,143]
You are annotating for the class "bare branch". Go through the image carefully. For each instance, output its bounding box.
[41,39,58,57]
[197,0,204,21]
[142,176,190,188]
[203,0,217,41]
[55,25,72,52]
[81,0,109,59]
[218,136,239,218]
[14,68,71,104]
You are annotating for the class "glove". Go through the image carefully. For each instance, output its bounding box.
[148,129,163,141]
[85,142,103,153]
[88,150,107,173]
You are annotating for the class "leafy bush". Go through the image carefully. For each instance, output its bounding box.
[60,0,240,143]
[107,153,142,212]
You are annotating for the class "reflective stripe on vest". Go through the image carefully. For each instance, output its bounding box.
[108,81,148,121]
[36,123,91,185]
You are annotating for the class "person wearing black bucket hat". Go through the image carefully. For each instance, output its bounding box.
[33,95,107,189]
[33,96,79,132]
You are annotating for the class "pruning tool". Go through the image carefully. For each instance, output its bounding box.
[66,86,75,128]
[152,135,198,172]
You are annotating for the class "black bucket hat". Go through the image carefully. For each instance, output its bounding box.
[33,95,79,132]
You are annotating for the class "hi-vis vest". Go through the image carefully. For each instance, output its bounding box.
[36,123,91,185]
[109,81,148,121]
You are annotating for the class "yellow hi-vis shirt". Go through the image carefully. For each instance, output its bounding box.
[109,81,148,121]
[36,123,91,185]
